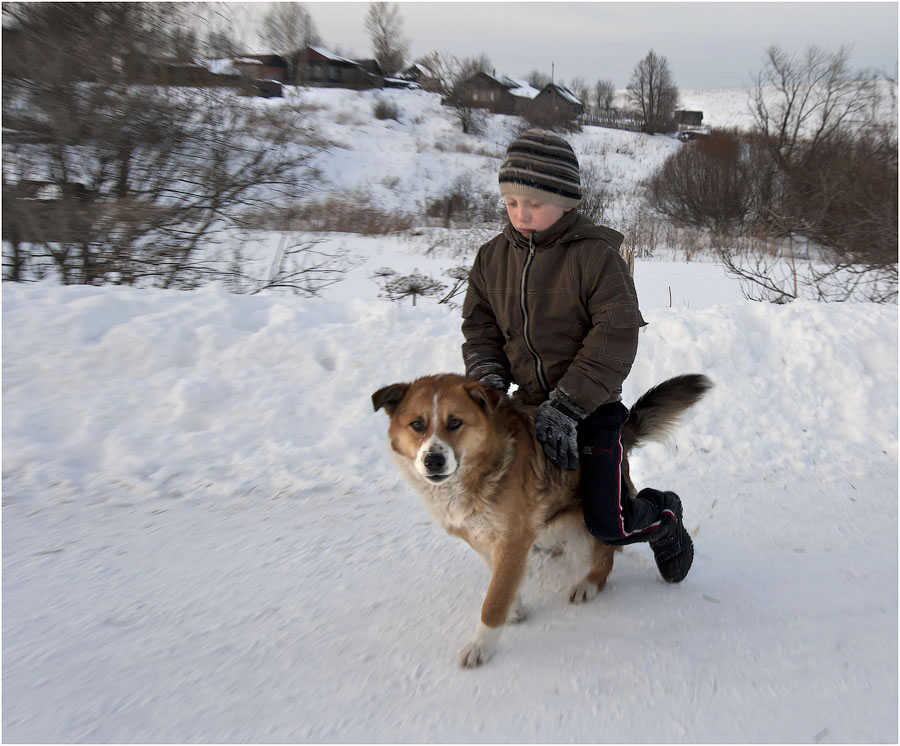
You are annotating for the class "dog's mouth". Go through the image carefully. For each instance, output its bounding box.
[425,474,450,483]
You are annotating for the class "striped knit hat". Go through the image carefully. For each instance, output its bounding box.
[498,128,581,208]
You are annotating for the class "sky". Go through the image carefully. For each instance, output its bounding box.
[223,1,899,89]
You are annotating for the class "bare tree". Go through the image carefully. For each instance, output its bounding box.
[259,2,320,83]
[627,50,678,134]
[409,52,447,93]
[594,79,616,114]
[526,70,552,89]
[2,2,321,288]
[411,51,492,95]
[447,100,489,135]
[206,29,240,58]
[568,76,590,111]
[365,2,408,76]
[443,54,495,134]
[453,53,494,83]
[170,26,199,61]
[733,45,896,301]
[751,45,880,170]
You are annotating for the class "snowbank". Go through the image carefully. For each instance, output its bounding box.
[3,280,896,742]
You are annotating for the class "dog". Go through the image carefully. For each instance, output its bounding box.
[371,373,711,667]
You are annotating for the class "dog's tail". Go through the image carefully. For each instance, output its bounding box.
[622,374,713,452]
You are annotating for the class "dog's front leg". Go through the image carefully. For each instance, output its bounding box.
[458,532,533,668]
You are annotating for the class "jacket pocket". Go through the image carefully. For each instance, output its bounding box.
[606,305,648,329]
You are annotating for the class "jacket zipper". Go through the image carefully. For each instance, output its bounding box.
[520,234,549,393]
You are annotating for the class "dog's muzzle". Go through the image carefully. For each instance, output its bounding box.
[417,441,458,483]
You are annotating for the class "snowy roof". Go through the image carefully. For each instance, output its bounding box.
[506,78,540,99]
[205,58,241,76]
[477,72,510,88]
[308,46,359,66]
[544,83,583,106]
[384,77,419,87]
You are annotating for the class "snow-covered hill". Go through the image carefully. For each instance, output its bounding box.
[3,86,897,742]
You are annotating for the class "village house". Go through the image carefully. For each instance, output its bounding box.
[397,63,432,84]
[526,83,584,121]
[297,46,379,89]
[447,72,539,115]
[232,55,290,83]
[675,110,704,127]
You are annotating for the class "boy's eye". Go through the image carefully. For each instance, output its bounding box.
[447,417,463,431]
[410,419,425,432]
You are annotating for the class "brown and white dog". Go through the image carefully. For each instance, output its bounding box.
[372,373,711,667]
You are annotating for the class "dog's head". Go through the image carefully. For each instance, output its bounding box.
[372,374,503,484]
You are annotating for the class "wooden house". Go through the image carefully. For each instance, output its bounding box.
[675,110,704,127]
[296,46,378,89]
[232,55,289,83]
[528,84,584,120]
[447,72,538,115]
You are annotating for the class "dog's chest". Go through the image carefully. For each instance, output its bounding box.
[421,483,493,539]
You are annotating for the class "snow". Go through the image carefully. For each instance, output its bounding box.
[506,78,541,100]
[552,83,584,106]
[3,86,897,743]
[308,45,360,66]
[205,58,241,77]
[677,81,897,132]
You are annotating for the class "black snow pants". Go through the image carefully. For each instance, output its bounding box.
[577,401,673,545]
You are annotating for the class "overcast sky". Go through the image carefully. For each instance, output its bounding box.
[227,2,897,90]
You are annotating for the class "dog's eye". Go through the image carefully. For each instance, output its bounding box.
[410,418,426,432]
[447,417,463,431]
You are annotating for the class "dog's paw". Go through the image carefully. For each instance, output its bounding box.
[457,641,492,668]
[568,578,601,604]
[457,624,501,668]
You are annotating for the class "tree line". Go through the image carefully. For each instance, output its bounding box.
[647,45,896,302]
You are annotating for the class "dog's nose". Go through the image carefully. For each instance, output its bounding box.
[423,451,446,473]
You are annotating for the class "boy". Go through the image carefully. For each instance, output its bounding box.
[461,128,693,583]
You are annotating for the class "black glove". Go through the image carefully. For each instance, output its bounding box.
[479,373,509,393]
[535,391,588,471]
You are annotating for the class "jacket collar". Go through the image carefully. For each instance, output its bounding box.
[504,211,626,252]
[504,208,581,250]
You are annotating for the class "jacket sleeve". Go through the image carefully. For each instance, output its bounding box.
[556,245,646,412]
[461,244,511,382]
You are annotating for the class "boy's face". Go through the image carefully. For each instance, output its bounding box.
[503,196,569,237]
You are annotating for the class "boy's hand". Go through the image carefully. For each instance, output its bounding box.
[479,374,509,393]
[535,398,583,471]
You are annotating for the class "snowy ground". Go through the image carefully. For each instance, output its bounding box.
[3,85,898,742]
[4,261,897,742]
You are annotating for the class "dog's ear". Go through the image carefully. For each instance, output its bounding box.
[372,383,409,414]
[465,380,502,415]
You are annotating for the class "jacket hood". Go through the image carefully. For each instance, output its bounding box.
[504,211,625,251]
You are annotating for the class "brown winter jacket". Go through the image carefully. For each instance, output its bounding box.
[461,209,646,412]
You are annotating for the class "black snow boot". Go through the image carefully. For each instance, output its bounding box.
[649,492,694,583]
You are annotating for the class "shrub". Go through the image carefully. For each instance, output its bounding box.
[425,174,502,227]
[647,129,771,230]
[373,99,401,122]
[240,197,414,235]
